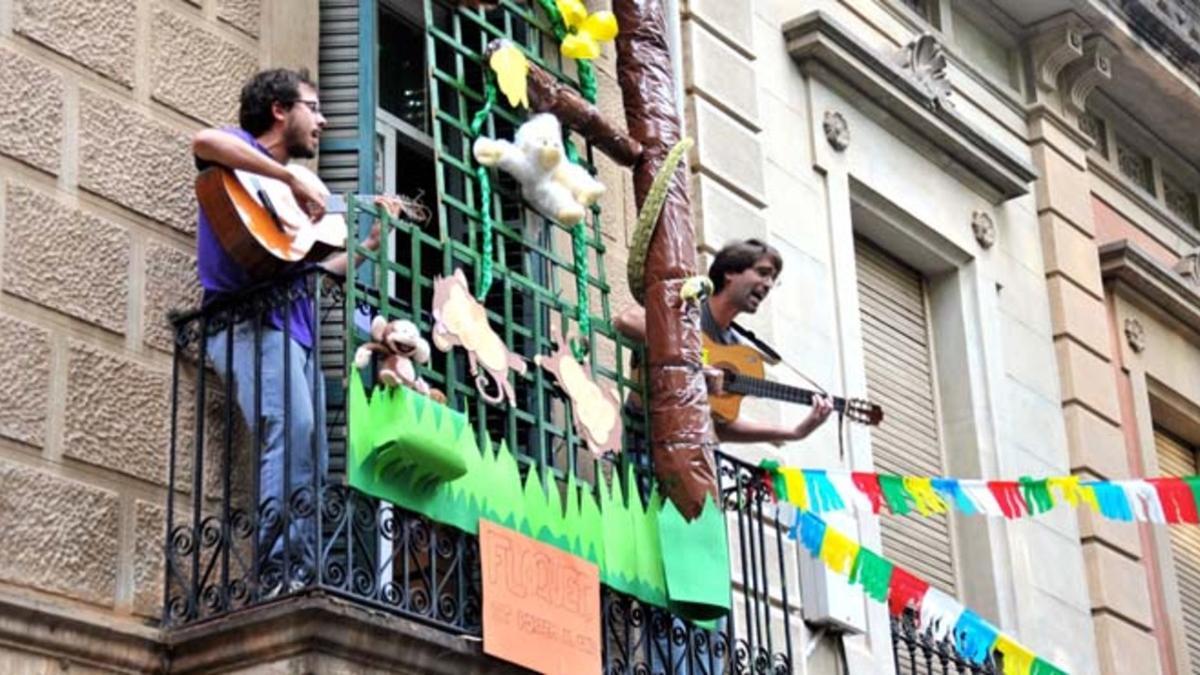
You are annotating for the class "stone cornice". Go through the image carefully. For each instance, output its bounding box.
[0,592,165,673]
[1062,34,1118,116]
[1088,155,1200,251]
[782,10,1038,202]
[1100,240,1200,335]
[1027,12,1086,93]
[167,592,520,674]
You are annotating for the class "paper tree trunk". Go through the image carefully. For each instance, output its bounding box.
[613,0,718,519]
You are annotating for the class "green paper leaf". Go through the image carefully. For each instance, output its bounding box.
[658,494,731,621]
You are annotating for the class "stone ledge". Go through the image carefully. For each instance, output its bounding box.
[1100,239,1200,334]
[0,591,164,673]
[782,10,1038,203]
[167,592,528,674]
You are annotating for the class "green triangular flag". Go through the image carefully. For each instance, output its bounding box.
[878,474,911,515]
[1020,476,1055,516]
[1030,657,1067,675]
[848,547,893,602]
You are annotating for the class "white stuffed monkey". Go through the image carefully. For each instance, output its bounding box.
[472,113,605,224]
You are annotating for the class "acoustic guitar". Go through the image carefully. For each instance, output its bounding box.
[703,336,884,426]
[196,163,348,279]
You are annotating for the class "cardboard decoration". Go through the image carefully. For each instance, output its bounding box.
[489,43,530,109]
[349,368,470,484]
[349,384,730,622]
[536,325,624,458]
[480,520,602,675]
[431,268,528,406]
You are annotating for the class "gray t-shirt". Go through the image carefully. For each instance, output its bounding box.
[700,300,745,346]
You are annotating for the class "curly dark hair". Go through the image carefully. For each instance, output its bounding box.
[708,238,783,295]
[238,68,315,136]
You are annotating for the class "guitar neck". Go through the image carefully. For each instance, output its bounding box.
[724,372,848,411]
[326,194,369,215]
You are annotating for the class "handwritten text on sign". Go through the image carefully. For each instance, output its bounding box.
[480,519,601,675]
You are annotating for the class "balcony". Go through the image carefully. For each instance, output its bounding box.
[162,203,993,673]
[163,261,798,673]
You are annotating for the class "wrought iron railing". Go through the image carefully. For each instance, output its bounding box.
[891,611,997,674]
[163,270,795,673]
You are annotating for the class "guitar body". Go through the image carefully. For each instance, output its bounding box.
[702,337,764,424]
[702,334,884,427]
[196,164,346,279]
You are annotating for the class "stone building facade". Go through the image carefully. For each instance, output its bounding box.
[1,0,1199,673]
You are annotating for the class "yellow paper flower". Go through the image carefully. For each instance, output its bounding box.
[554,2,618,61]
[556,0,588,29]
[489,43,530,109]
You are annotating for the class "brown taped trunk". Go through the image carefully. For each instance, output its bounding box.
[614,0,717,519]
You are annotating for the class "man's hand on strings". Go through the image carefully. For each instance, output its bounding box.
[286,172,326,222]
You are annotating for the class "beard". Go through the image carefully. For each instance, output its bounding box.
[284,124,316,159]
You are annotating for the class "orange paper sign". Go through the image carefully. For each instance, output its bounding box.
[480,519,601,675]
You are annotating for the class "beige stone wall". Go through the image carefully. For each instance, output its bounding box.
[688,0,1098,673]
[0,0,314,668]
[1026,4,1200,674]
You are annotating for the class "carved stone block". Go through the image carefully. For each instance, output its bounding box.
[823,110,849,151]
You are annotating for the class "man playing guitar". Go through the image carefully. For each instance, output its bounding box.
[192,68,381,594]
[616,238,834,446]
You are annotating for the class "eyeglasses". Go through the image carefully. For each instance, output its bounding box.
[294,99,322,115]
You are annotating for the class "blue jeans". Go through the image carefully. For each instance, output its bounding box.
[207,324,327,586]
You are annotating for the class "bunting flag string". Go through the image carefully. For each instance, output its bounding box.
[782,509,1065,674]
[763,464,1200,527]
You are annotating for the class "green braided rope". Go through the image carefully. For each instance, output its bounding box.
[563,139,591,361]
[533,0,598,103]
[628,138,694,305]
[469,73,499,301]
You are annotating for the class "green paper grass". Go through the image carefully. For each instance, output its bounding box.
[350,369,470,484]
[349,372,731,620]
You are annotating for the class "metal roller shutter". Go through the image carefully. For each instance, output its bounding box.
[856,237,957,597]
[1155,429,1200,670]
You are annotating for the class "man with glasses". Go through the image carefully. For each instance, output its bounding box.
[617,238,833,446]
[191,68,380,595]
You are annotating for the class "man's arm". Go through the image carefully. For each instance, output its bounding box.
[714,395,834,445]
[614,305,646,342]
[319,220,381,275]
[192,129,326,221]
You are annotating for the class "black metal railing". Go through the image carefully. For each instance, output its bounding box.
[163,271,795,674]
[891,611,997,675]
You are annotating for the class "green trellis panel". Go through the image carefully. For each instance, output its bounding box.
[344,0,650,492]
